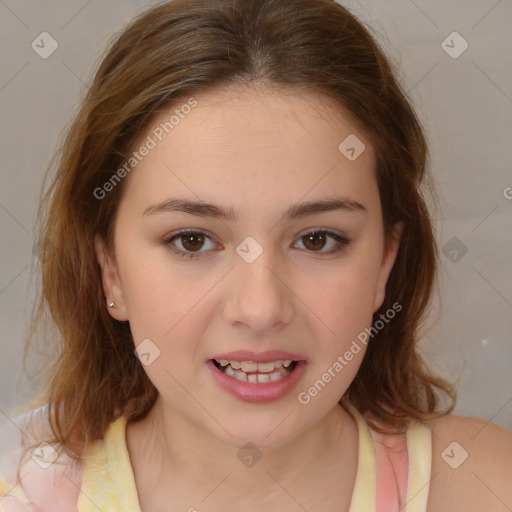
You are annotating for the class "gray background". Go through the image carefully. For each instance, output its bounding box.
[0,0,511,427]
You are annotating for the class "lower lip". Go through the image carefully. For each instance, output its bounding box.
[206,360,307,403]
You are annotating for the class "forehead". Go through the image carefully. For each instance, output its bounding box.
[118,85,377,218]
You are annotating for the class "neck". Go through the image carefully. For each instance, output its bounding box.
[126,396,358,508]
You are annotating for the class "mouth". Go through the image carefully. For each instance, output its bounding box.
[207,349,307,402]
[211,359,300,384]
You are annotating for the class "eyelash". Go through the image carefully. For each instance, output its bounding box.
[162,229,351,260]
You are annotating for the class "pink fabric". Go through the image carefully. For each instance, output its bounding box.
[371,428,410,512]
[17,460,81,512]
[1,458,81,512]
[0,407,82,512]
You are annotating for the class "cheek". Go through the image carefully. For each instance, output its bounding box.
[116,243,201,345]
[119,257,211,392]
[312,258,381,328]
[302,247,384,373]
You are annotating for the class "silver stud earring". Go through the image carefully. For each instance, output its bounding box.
[108,301,117,309]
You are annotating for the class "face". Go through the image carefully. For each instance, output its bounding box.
[95,85,402,449]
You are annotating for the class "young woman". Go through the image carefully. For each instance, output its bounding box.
[1,0,511,511]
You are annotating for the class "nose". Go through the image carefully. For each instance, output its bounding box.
[222,247,294,335]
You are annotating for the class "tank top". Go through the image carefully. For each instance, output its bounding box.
[0,403,432,511]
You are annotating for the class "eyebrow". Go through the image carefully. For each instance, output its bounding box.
[143,197,366,221]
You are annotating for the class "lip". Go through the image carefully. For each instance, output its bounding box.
[210,350,307,364]
[206,359,307,403]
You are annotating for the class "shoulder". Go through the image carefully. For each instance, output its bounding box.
[424,412,512,512]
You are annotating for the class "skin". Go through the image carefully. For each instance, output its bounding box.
[94,84,512,511]
[426,415,512,511]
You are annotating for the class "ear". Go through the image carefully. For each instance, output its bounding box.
[94,234,129,321]
[373,221,404,312]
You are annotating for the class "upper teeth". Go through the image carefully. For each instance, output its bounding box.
[218,360,293,373]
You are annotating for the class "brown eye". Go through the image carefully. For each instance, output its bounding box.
[180,232,205,252]
[294,230,350,254]
[302,232,327,251]
[163,230,216,259]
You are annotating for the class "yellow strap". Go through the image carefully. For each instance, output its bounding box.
[80,416,141,511]
[106,416,141,510]
[404,418,432,512]
[345,402,377,512]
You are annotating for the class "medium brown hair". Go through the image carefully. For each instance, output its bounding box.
[23,0,455,464]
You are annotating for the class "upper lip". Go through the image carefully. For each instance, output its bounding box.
[210,350,306,363]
